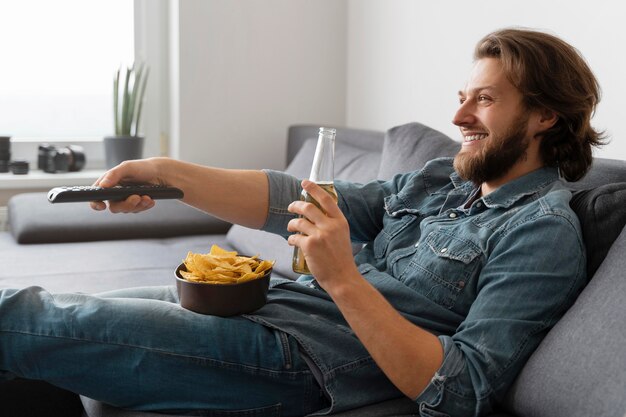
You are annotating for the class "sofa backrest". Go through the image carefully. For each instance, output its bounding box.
[286,124,384,166]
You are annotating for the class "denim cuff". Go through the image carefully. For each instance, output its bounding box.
[261,169,302,236]
[413,335,466,416]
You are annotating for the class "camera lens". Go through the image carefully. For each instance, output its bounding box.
[0,137,10,152]
[10,159,29,175]
[38,144,54,170]
[50,148,72,172]
[67,145,86,172]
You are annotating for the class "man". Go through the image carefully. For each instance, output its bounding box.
[0,28,604,416]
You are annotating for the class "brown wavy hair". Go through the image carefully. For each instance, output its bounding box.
[474,28,607,181]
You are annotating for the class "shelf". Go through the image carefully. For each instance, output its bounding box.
[0,169,104,189]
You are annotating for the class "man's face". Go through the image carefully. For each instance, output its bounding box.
[453,58,533,185]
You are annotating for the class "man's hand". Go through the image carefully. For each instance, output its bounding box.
[286,180,359,289]
[90,158,167,213]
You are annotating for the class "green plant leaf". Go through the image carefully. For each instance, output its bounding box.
[121,66,131,136]
[130,63,145,136]
[112,62,149,137]
[113,68,120,135]
[134,65,149,137]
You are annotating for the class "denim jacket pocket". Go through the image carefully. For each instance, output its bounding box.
[373,194,421,259]
[399,231,481,309]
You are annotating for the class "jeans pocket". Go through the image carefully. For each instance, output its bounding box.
[275,330,293,370]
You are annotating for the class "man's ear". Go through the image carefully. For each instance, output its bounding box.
[538,108,558,130]
[532,108,558,139]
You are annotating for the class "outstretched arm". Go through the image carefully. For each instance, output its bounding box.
[90,157,269,229]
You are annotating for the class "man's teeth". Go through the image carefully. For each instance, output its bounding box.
[465,134,487,142]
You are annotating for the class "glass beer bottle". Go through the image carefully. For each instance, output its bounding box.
[292,127,338,275]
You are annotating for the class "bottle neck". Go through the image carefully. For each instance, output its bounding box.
[309,128,336,183]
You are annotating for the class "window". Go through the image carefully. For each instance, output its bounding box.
[0,0,134,140]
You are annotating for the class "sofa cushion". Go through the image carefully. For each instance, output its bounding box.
[281,137,382,183]
[503,225,626,417]
[566,157,626,190]
[0,233,233,293]
[9,193,231,244]
[286,125,384,168]
[570,182,626,277]
[227,138,381,280]
[377,122,460,180]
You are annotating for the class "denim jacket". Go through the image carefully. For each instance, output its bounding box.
[246,157,586,416]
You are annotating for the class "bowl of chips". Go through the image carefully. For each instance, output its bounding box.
[175,244,274,317]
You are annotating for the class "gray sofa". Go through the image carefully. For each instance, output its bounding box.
[2,123,626,417]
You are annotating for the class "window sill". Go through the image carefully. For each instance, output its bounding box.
[0,169,104,189]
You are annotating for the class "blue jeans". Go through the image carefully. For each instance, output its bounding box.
[0,286,328,416]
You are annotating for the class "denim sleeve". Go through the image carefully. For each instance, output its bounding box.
[414,213,587,417]
[261,169,409,241]
[261,170,302,237]
[334,179,399,243]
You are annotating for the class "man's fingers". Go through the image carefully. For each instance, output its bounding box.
[287,217,317,236]
[287,181,342,223]
[301,180,341,217]
[288,200,326,224]
[108,195,154,213]
[94,160,146,188]
[90,200,107,211]
[94,165,123,188]
[287,233,304,248]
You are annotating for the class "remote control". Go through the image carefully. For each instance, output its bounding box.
[47,185,184,203]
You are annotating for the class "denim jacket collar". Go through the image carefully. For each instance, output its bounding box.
[450,166,560,209]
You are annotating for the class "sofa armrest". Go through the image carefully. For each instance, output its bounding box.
[8,192,232,244]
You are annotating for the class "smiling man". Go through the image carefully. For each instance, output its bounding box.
[0,29,605,417]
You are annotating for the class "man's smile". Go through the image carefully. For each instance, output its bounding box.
[464,133,488,142]
[461,132,489,146]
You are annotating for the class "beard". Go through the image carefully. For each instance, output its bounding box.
[453,113,531,185]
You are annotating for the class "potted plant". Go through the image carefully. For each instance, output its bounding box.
[103,62,149,168]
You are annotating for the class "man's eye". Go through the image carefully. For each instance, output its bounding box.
[478,95,491,102]
[459,97,466,104]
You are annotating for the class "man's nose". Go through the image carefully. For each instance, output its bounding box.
[452,101,475,127]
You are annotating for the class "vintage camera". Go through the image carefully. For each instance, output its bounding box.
[38,144,86,173]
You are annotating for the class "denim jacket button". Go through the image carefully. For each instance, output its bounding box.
[449,212,458,218]
[458,280,465,288]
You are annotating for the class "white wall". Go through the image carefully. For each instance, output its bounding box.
[346,0,626,160]
[169,0,347,170]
